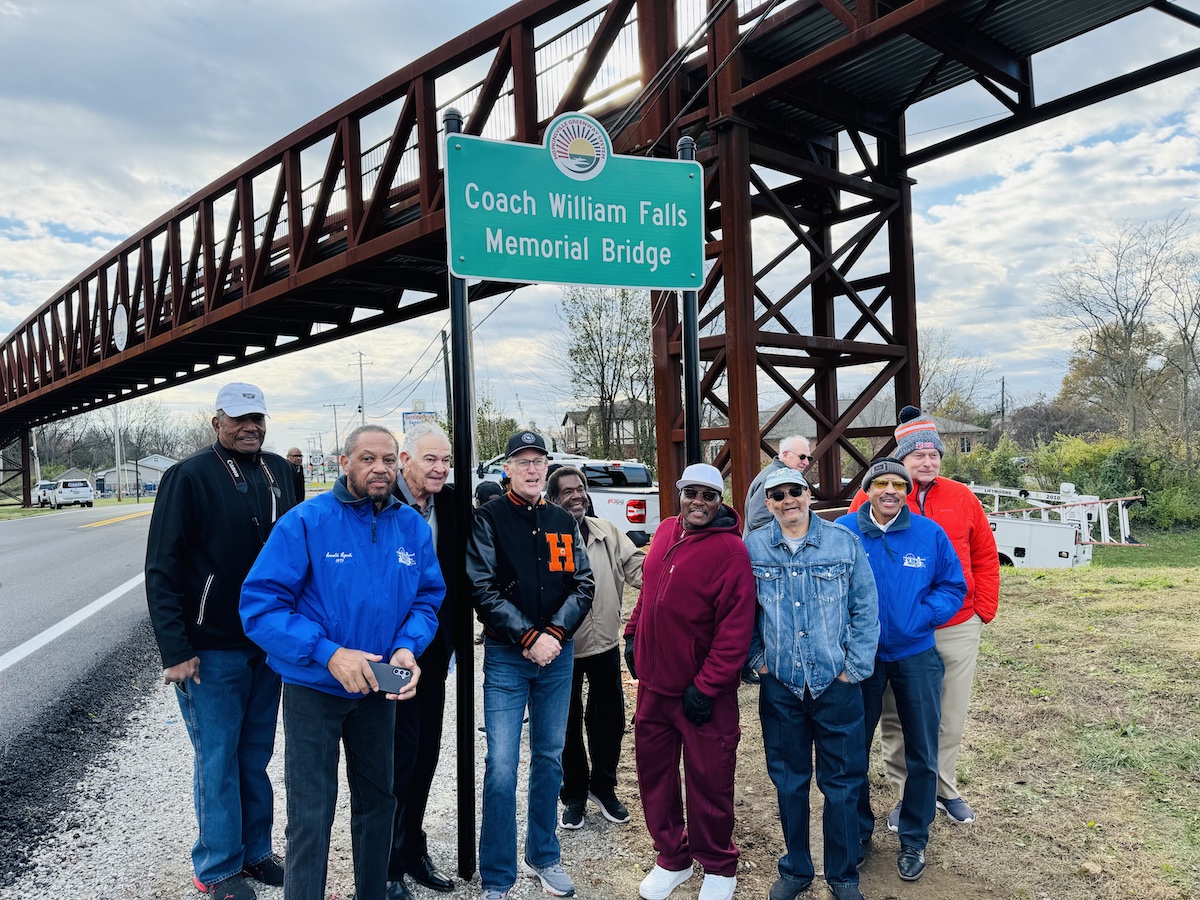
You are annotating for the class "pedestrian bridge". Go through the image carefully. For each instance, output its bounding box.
[2,0,1197,506]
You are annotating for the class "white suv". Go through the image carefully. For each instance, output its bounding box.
[51,478,95,509]
[34,480,56,507]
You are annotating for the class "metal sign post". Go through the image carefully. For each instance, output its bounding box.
[444,108,477,881]
[677,135,702,466]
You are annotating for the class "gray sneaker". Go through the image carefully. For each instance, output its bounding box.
[477,891,508,900]
[886,800,901,833]
[522,858,575,897]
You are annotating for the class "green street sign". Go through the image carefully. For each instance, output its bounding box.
[444,112,703,290]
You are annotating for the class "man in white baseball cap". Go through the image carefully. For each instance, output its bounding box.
[145,381,298,900]
[625,462,756,900]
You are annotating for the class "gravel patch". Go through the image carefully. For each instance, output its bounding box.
[3,646,648,900]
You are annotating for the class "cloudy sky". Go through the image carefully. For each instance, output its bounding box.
[1,0,1198,460]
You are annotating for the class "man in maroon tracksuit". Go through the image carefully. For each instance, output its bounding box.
[624,463,756,900]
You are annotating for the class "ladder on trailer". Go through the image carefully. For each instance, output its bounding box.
[969,483,1144,546]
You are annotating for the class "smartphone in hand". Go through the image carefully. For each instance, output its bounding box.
[368,661,414,693]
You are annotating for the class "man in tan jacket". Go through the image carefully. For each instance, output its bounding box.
[546,465,645,830]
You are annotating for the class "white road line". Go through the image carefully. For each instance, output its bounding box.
[0,573,146,674]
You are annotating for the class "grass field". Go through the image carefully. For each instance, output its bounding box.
[947,531,1200,898]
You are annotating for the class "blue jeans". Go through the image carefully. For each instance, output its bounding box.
[175,646,281,886]
[283,684,397,900]
[760,674,865,889]
[858,647,944,850]
[479,638,574,892]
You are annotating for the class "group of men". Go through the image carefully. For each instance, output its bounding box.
[146,378,997,900]
[621,410,996,900]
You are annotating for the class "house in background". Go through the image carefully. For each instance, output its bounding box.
[759,398,987,463]
[94,455,178,494]
[560,400,653,458]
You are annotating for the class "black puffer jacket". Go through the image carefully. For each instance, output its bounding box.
[466,490,594,649]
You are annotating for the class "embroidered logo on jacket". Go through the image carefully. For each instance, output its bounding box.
[546,533,575,572]
[902,553,927,569]
[396,547,417,566]
[326,551,353,563]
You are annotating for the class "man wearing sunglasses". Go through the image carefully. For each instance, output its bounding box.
[742,435,813,536]
[744,469,878,900]
[837,459,966,883]
[467,430,595,900]
[625,463,756,900]
[848,406,999,832]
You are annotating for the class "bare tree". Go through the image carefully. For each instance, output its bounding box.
[918,326,997,418]
[552,287,654,459]
[1158,236,1200,467]
[1044,215,1188,435]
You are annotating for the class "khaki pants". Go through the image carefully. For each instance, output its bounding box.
[880,614,983,800]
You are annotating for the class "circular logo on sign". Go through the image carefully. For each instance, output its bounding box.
[547,114,609,181]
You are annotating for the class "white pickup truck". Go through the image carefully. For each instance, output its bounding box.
[475,452,660,546]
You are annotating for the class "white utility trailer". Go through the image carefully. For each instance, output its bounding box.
[969,483,1143,568]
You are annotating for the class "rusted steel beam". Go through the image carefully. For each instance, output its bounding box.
[732,0,965,108]
[907,46,1200,167]
[553,0,637,118]
[466,31,514,136]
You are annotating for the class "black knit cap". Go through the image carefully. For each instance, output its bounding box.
[861,457,913,493]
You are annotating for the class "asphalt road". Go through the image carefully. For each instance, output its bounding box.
[0,503,154,750]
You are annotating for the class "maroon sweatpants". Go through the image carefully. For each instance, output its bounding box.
[633,684,741,876]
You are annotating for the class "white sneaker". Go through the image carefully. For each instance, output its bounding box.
[697,873,737,900]
[639,864,694,900]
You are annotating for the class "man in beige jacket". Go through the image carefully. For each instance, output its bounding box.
[546,465,645,830]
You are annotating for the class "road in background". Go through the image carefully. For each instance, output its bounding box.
[0,505,154,750]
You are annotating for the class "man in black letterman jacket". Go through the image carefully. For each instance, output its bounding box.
[466,430,594,900]
[145,382,298,900]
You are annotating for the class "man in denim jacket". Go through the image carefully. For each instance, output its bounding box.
[745,468,879,900]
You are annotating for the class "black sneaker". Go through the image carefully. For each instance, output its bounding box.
[855,838,871,870]
[193,874,256,900]
[560,800,585,829]
[242,853,284,886]
[587,790,630,824]
[897,846,926,882]
[767,875,811,900]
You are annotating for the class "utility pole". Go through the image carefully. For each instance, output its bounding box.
[1000,376,1006,434]
[351,351,372,426]
[324,402,346,455]
[113,404,123,502]
[441,329,453,424]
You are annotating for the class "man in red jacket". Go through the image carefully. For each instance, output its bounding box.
[624,463,756,900]
[849,407,1000,827]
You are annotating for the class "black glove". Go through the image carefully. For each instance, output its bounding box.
[624,635,637,681]
[682,683,714,727]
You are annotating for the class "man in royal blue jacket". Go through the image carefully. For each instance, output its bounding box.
[240,425,445,900]
[837,458,965,884]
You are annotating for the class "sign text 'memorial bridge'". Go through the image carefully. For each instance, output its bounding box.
[2,0,1198,509]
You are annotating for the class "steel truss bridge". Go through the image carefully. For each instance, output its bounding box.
[2,0,1199,509]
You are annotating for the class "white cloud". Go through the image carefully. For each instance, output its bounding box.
[3,0,1200,454]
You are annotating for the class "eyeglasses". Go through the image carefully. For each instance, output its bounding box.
[509,456,548,471]
[681,487,721,502]
[871,478,909,491]
[768,486,808,501]
[795,453,811,462]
